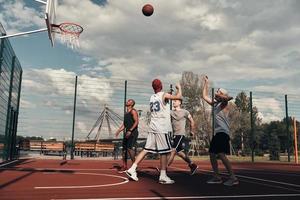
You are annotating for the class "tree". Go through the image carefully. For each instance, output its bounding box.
[269,129,280,160]
[230,92,251,154]
[180,71,211,149]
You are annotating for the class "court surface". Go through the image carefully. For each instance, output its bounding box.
[1,158,300,200]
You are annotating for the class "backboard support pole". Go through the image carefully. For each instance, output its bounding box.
[0,28,48,39]
[33,0,47,5]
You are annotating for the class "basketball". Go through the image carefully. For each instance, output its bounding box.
[142,4,154,17]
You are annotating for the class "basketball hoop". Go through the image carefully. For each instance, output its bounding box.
[52,22,83,49]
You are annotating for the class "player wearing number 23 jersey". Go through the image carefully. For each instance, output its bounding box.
[149,91,171,133]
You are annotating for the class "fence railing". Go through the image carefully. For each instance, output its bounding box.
[16,70,300,162]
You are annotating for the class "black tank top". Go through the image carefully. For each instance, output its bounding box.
[124,109,138,132]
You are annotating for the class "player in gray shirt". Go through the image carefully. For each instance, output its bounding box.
[167,99,198,175]
[202,76,239,186]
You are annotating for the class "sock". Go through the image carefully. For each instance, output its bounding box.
[160,170,166,177]
[130,163,137,171]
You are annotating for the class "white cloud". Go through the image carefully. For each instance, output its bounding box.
[0,0,44,33]
[3,0,300,138]
[253,97,284,122]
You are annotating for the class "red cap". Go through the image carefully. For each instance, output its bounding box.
[152,79,162,93]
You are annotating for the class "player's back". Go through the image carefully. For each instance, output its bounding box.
[149,92,171,133]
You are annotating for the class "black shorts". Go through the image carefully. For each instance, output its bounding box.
[122,130,138,150]
[172,135,187,153]
[209,132,230,154]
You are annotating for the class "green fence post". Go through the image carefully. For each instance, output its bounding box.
[285,94,290,162]
[211,88,215,141]
[250,91,255,162]
[123,80,128,162]
[169,84,173,110]
[14,70,22,158]
[71,76,78,160]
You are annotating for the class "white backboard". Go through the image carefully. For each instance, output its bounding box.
[45,0,57,46]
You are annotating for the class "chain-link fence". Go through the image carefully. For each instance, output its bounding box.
[17,70,300,162]
[0,24,23,161]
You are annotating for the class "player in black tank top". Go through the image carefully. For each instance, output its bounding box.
[115,99,139,172]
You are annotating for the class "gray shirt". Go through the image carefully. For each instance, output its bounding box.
[214,102,230,135]
[170,109,190,136]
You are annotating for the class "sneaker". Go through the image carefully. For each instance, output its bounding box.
[117,166,127,173]
[189,163,198,175]
[223,178,239,186]
[125,169,138,181]
[206,176,223,184]
[159,176,175,184]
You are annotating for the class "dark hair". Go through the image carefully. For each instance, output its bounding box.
[129,99,135,107]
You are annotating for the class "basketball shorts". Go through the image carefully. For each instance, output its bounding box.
[172,135,187,153]
[209,132,230,154]
[122,130,138,150]
[144,132,172,154]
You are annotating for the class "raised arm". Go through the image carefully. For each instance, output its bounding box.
[202,76,213,106]
[188,114,196,136]
[163,83,182,101]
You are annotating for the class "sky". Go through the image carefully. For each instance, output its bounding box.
[0,0,299,140]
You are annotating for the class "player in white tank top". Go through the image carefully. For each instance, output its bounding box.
[126,79,182,185]
[149,91,171,133]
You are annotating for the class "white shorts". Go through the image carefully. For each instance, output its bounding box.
[144,132,172,154]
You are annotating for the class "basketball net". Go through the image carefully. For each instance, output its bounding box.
[52,22,83,49]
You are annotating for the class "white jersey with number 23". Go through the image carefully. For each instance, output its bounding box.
[149,91,172,133]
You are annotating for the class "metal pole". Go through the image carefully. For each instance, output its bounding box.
[285,94,290,162]
[211,88,215,141]
[250,91,254,162]
[70,76,78,160]
[169,84,173,110]
[124,80,127,118]
[123,80,128,163]
[14,69,22,152]
[0,28,48,39]
[9,108,16,160]
[293,117,298,164]
[33,0,47,5]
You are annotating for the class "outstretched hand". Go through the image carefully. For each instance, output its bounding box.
[215,93,233,102]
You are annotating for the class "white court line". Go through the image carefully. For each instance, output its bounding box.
[233,168,300,177]
[51,193,300,200]
[0,160,20,167]
[35,172,129,189]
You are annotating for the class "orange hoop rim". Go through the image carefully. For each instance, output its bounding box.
[51,22,83,36]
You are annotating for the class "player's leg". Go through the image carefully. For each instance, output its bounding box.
[127,132,138,163]
[128,149,135,162]
[177,151,198,175]
[167,150,176,166]
[167,135,183,166]
[217,133,239,186]
[125,132,155,181]
[207,134,222,184]
[157,133,174,184]
[119,138,128,172]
